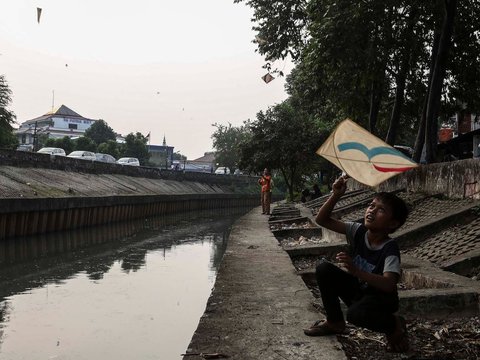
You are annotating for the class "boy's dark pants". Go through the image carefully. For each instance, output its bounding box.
[316,261,398,335]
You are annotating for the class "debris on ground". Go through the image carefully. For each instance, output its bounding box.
[337,316,480,360]
[280,235,332,247]
[269,221,314,231]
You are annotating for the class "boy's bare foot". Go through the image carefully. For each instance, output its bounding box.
[303,320,345,336]
[386,316,409,352]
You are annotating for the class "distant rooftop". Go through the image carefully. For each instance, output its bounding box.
[45,105,83,117]
[23,104,95,125]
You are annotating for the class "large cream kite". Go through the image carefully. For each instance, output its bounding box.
[316,119,418,187]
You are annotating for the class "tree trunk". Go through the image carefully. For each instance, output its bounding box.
[385,73,407,145]
[385,8,417,146]
[368,79,383,135]
[413,31,441,162]
[280,167,294,201]
[425,0,457,163]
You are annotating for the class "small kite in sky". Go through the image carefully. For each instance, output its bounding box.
[262,73,274,84]
[37,7,42,23]
[316,119,418,187]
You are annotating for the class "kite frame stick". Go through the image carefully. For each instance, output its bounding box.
[331,124,349,175]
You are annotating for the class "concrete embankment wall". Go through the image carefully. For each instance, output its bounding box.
[351,158,480,199]
[0,150,262,238]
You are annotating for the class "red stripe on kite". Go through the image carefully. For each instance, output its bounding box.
[373,164,416,173]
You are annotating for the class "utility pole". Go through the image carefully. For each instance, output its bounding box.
[33,121,38,151]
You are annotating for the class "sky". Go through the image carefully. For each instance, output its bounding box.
[0,0,292,159]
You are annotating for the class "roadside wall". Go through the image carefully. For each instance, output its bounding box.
[379,158,480,199]
[0,149,256,187]
[350,158,480,199]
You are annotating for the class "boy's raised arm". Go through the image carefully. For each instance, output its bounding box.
[315,176,348,234]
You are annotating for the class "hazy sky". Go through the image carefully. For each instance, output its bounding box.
[0,0,291,159]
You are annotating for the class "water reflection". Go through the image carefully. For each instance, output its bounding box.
[0,207,249,360]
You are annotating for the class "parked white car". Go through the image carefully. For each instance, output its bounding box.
[117,157,140,166]
[95,153,116,163]
[37,147,66,156]
[214,166,231,175]
[67,151,96,161]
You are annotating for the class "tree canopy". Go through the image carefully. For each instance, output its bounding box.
[0,75,18,149]
[236,0,480,163]
[122,132,150,165]
[84,119,116,145]
[239,100,327,199]
[211,122,250,172]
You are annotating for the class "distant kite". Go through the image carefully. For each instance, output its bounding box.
[316,119,418,187]
[261,73,274,84]
[37,7,42,23]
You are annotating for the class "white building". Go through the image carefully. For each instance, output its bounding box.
[15,105,97,146]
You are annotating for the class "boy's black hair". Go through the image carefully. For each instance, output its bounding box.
[373,192,409,230]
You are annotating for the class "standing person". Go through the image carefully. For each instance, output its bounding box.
[258,168,272,215]
[303,176,410,353]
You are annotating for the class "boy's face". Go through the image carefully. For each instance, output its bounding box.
[364,197,399,233]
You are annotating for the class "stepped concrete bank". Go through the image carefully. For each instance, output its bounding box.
[0,150,265,238]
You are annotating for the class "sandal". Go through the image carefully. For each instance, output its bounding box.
[386,316,409,353]
[303,320,345,336]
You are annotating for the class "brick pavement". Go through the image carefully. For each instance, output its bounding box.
[405,216,480,267]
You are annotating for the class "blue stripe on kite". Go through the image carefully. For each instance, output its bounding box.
[337,142,412,161]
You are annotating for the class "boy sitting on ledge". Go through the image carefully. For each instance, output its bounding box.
[304,175,409,353]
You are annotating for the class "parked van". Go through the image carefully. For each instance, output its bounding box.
[117,157,140,166]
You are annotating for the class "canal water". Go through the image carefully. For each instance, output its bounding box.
[0,208,250,360]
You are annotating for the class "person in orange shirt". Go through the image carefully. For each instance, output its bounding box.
[258,168,272,215]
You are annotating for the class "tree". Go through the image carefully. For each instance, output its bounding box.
[44,136,74,154]
[211,123,250,172]
[424,0,458,163]
[97,140,120,159]
[172,151,187,161]
[57,136,75,154]
[74,136,97,152]
[239,100,326,199]
[121,132,150,165]
[84,119,116,146]
[0,75,18,149]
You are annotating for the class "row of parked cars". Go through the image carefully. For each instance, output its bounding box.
[36,147,140,166]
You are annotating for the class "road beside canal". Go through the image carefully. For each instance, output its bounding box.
[184,207,346,360]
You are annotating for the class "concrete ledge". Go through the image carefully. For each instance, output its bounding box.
[271,227,323,239]
[399,288,479,317]
[285,243,347,258]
